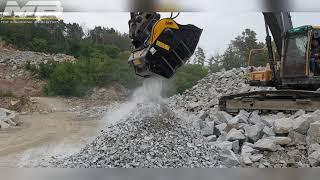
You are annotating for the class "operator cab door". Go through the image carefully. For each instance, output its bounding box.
[283,32,310,78]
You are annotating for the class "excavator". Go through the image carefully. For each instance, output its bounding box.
[127,12,320,113]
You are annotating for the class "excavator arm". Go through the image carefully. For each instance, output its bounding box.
[128,12,203,79]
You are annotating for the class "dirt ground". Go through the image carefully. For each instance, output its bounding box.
[0,97,102,167]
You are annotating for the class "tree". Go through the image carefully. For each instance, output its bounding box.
[193,47,206,66]
[220,28,268,70]
[208,53,222,73]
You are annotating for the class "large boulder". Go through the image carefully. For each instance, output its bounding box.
[307,121,320,144]
[273,118,293,134]
[226,128,246,141]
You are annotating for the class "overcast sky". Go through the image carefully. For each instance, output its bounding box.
[61,12,320,56]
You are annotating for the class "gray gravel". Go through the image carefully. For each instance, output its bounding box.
[45,103,231,168]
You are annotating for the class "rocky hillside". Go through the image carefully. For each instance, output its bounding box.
[0,49,76,80]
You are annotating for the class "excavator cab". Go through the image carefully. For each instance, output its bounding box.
[128,12,202,79]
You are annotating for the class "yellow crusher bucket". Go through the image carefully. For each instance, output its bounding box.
[128,18,202,79]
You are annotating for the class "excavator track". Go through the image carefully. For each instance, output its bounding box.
[219,90,320,114]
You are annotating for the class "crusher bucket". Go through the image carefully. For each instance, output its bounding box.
[128,18,202,79]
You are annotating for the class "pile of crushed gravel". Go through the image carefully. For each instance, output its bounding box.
[45,103,231,168]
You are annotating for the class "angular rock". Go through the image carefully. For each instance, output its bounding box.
[201,121,215,137]
[293,114,314,134]
[248,111,263,125]
[210,141,233,150]
[307,121,320,144]
[218,149,240,167]
[0,120,10,129]
[254,138,277,152]
[308,144,320,155]
[272,137,292,146]
[241,144,255,155]
[273,118,293,134]
[216,132,227,142]
[242,153,253,165]
[228,110,249,125]
[288,131,306,145]
[206,135,217,142]
[292,110,305,119]
[244,124,265,143]
[308,149,320,167]
[215,123,227,134]
[213,111,233,125]
[250,154,263,162]
[232,140,240,154]
[198,111,209,120]
[226,128,246,141]
[263,126,275,137]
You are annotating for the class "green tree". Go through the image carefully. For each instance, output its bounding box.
[193,47,206,66]
[174,64,208,94]
[208,53,222,73]
[220,29,268,70]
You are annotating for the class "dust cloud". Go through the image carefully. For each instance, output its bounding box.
[102,76,167,126]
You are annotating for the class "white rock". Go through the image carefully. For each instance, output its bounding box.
[215,123,227,134]
[213,111,233,125]
[288,131,306,145]
[210,141,233,150]
[254,138,277,152]
[201,121,215,137]
[263,126,275,137]
[229,110,249,124]
[241,145,255,155]
[308,149,320,167]
[291,110,305,119]
[293,114,314,134]
[206,135,217,142]
[248,111,263,125]
[271,137,292,146]
[226,128,246,141]
[273,118,293,134]
[242,153,253,165]
[232,140,240,153]
[250,154,263,162]
[244,124,265,142]
[308,144,320,155]
[0,120,10,129]
[307,121,320,144]
[218,149,240,167]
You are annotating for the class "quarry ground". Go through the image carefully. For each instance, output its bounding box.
[0,97,102,167]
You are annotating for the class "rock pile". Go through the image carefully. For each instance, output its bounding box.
[169,68,320,167]
[0,108,19,129]
[0,49,76,68]
[46,103,230,168]
[169,68,274,114]
[40,68,320,168]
